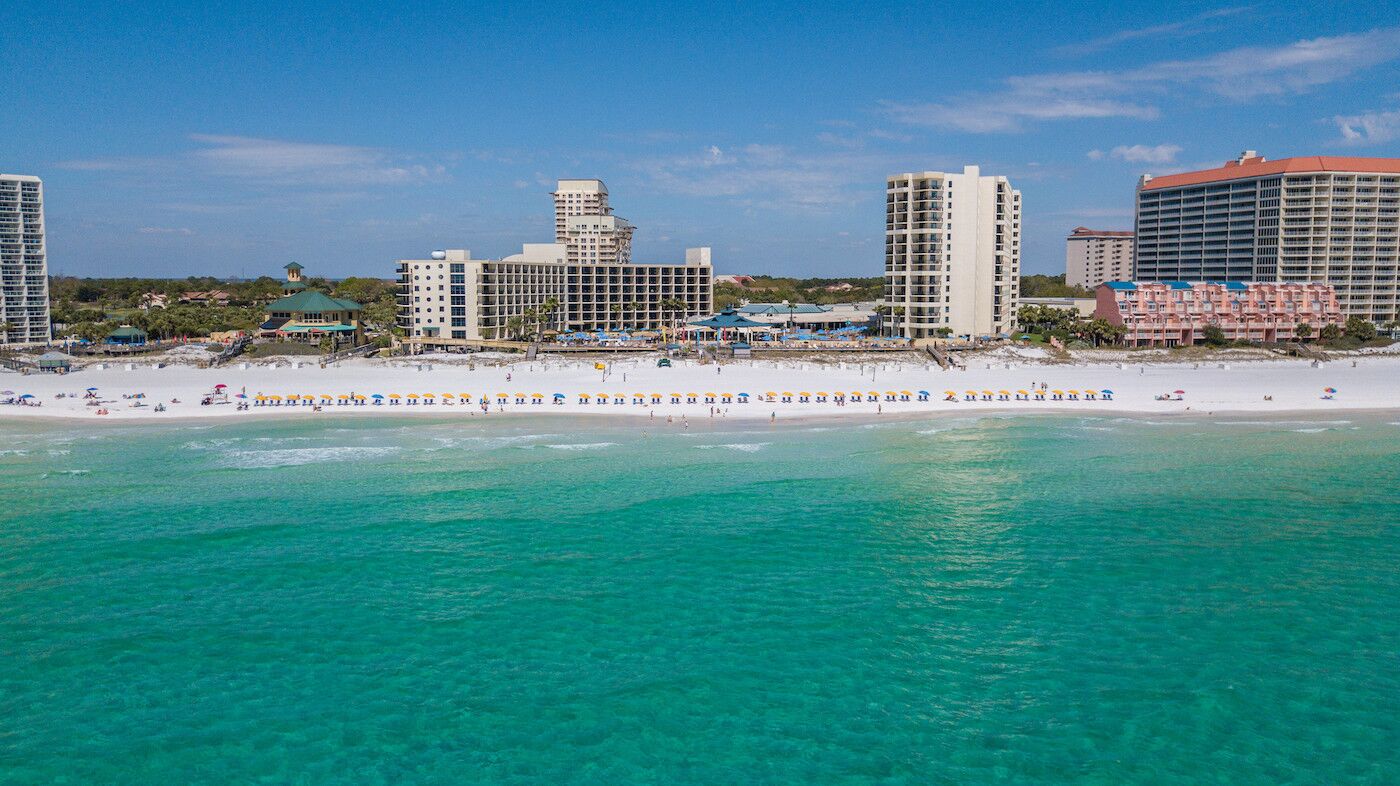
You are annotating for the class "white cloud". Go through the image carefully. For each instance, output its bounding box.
[1056,6,1254,55]
[633,144,951,212]
[886,26,1400,132]
[188,134,446,185]
[58,135,449,188]
[1332,108,1400,145]
[138,226,195,236]
[1086,149,1106,160]
[1109,144,1183,164]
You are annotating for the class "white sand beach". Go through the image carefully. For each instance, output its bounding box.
[2,349,1396,422]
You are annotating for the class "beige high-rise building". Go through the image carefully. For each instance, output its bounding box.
[398,180,711,349]
[553,179,634,265]
[1136,151,1400,323]
[1,174,51,346]
[1066,227,1135,289]
[885,166,1020,339]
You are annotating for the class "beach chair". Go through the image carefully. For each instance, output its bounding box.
[720,393,733,403]
[686,393,698,404]
[670,393,681,404]
[578,393,590,404]
[1033,390,1045,401]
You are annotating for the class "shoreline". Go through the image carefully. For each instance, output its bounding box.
[4,406,1397,432]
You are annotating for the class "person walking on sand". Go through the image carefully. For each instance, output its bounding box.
[770,411,776,422]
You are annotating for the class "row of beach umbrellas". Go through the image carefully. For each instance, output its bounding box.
[241,389,1121,406]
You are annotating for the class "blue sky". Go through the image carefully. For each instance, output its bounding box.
[4,1,1400,279]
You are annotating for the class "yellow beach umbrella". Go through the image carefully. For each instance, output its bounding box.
[407,393,420,399]
[496,393,508,399]
[423,392,435,398]
[442,393,455,399]
[387,394,400,399]
[533,393,545,399]
[1017,389,1030,395]
[998,390,1011,395]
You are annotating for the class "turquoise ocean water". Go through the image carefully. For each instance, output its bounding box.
[2,414,1398,784]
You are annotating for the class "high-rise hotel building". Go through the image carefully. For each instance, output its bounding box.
[0,174,50,346]
[398,180,711,348]
[1065,226,1134,290]
[1136,151,1400,323]
[885,166,1020,338]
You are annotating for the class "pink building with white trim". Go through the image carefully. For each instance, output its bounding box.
[1095,281,1343,347]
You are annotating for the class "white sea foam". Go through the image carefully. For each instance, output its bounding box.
[1213,420,1353,426]
[218,446,401,468]
[695,442,769,452]
[0,449,30,457]
[540,437,618,451]
[46,449,71,456]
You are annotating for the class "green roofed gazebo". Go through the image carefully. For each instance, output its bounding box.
[687,309,773,344]
[689,309,772,330]
[106,326,148,345]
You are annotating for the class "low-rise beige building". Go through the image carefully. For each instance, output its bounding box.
[398,180,712,349]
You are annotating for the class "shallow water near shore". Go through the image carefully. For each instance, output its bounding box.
[2,414,1399,784]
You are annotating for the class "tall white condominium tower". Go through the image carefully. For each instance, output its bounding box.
[553,178,635,264]
[885,166,1021,339]
[0,174,51,346]
[1065,227,1135,289]
[1136,151,1400,323]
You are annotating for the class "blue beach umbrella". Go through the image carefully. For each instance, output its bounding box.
[1101,389,1114,394]
[553,393,565,399]
[371,394,384,399]
[918,390,930,396]
[19,394,35,399]
[86,387,98,391]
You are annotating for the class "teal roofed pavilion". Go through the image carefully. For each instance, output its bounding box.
[260,264,364,345]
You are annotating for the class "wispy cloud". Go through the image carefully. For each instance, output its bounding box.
[632,143,951,212]
[1055,7,1253,56]
[188,134,446,185]
[1332,107,1400,146]
[886,26,1400,133]
[1088,144,1183,164]
[57,134,450,187]
[138,226,195,236]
